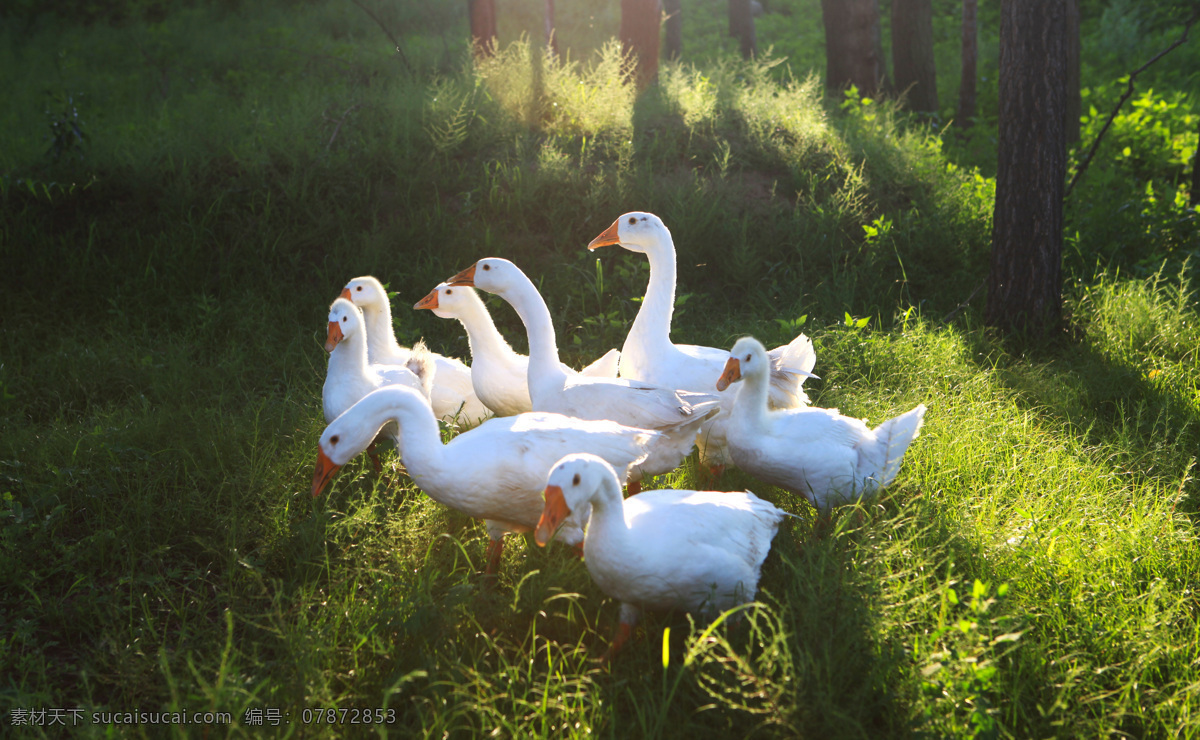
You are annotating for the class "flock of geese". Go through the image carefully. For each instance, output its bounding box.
[312,211,927,659]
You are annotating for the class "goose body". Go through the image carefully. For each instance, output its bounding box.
[588,212,818,466]
[312,386,665,572]
[446,258,721,484]
[719,337,926,513]
[535,453,789,659]
[341,276,491,426]
[414,282,621,416]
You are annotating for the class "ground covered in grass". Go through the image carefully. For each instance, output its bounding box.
[2,1,1199,737]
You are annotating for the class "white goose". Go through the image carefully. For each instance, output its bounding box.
[340,276,491,426]
[312,386,666,573]
[718,337,926,513]
[588,212,818,468]
[322,297,434,424]
[446,258,721,492]
[535,453,790,660]
[414,282,621,416]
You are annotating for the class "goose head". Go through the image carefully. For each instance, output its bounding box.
[717,336,770,391]
[445,257,524,297]
[341,275,390,312]
[588,211,670,255]
[413,282,482,320]
[535,453,616,546]
[325,297,365,353]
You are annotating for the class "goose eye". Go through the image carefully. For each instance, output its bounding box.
[445,289,452,295]
[482,264,490,271]
[572,473,580,486]
[744,354,751,362]
[628,216,636,225]
[330,435,339,445]
[342,316,348,322]
[356,286,362,292]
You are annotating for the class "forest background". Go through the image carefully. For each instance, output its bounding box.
[1,0,1199,737]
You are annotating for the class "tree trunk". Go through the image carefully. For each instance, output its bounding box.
[985,0,1069,335]
[729,0,757,59]
[664,0,682,60]
[1065,0,1081,144]
[1192,117,1200,207]
[620,0,661,86]
[957,0,977,126]
[545,0,559,60]
[468,0,497,58]
[892,0,938,112]
[821,0,885,95]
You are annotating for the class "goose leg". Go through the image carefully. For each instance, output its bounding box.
[625,479,641,497]
[484,537,505,575]
[601,604,641,664]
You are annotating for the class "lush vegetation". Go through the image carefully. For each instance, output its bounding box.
[1,0,1198,737]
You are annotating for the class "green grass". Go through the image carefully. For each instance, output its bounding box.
[2,1,1199,737]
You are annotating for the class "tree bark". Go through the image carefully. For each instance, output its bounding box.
[985,0,1069,335]
[892,0,938,112]
[729,0,757,59]
[468,0,497,58]
[1065,0,1081,144]
[664,0,682,60]
[957,0,977,125]
[821,0,885,95]
[620,0,661,86]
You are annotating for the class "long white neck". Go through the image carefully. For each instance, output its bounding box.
[496,276,569,397]
[731,367,772,432]
[360,300,407,363]
[328,330,372,380]
[625,235,679,361]
[451,293,521,367]
[583,473,632,552]
[348,388,444,470]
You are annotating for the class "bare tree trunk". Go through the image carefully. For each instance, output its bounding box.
[664,0,682,60]
[821,0,885,95]
[620,0,661,86]
[729,0,757,59]
[1065,0,1081,144]
[892,0,938,112]
[468,0,497,58]
[985,0,1069,335]
[545,0,559,60]
[1193,118,1200,207]
[957,0,977,126]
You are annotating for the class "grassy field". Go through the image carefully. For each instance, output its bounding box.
[2,1,1199,737]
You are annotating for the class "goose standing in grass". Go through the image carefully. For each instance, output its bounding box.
[312,386,667,574]
[588,211,818,469]
[717,336,926,514]
[323,297,435,470]
[414,282,621,416]
[535,453,791,661]
[445,258,722,493]
[340,275,491,426]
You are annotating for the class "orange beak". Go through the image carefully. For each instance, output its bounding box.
[587,219,622,250]
[535,485,571,546]
[312,448,342,498]
[324,320,344,353]
[446,264,477,286]
[716,357,742,391]
[339,287,352,301]
[413,288,439,311]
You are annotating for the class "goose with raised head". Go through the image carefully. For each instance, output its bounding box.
[718,336,926,514]
[312,385,666,573]
[535,453,791,661]
[445,258,721,492]
[588,211,819,467]
[340,275,491,426]
[414,282,621,416]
